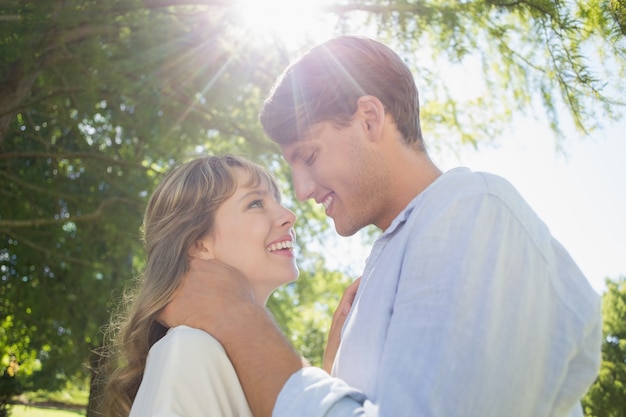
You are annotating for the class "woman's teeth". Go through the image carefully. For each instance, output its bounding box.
[267,241,294,252]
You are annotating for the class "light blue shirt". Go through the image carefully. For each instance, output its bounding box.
[274,168,602,417]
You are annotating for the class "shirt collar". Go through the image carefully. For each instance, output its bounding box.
[381,167,470,236]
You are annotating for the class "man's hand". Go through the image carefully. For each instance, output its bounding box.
[159,258,302,417]
[323,277,361,373]
[159,258,255,338]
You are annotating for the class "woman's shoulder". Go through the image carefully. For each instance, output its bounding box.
[166,325,220,341]
[153,325,226,357]
[143,325,236,384]
[133,330,252,417]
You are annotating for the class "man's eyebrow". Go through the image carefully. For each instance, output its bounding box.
[285,145,305,164]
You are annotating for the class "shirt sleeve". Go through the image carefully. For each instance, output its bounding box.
[274,367,371,417]
[129,325,253,417]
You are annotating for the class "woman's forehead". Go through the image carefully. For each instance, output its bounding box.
[234,167,279,198]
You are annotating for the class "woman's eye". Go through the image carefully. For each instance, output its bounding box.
[248,199,263,208]
[305,152,316,166]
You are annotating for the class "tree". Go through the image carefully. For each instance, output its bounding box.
[0,0,292,409]
[582,276,626,417]
[1,0,624,415]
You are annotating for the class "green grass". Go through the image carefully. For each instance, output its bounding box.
[20,389,88,409]
[9,405,85,417]
[8,387,88,417]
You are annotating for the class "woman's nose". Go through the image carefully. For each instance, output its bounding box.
[277,205,296,227]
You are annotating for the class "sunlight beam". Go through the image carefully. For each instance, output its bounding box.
[232,0,333,48]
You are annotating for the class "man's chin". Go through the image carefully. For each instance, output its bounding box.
[333,219,360,237]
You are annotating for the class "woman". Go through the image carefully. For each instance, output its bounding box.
[102,154,299,417]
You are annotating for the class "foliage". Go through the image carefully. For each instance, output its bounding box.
[325,0,625,146]
[1,0,624,415]
[0,0,291,411]
[0,358,22,417]
[582,276,626,417]
[268,255,353,367]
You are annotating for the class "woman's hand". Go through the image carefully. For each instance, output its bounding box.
[322,277,361,373]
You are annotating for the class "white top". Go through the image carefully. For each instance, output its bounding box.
[129,325,253,417]
[275,167,602,417]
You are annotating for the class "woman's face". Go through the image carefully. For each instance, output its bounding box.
[199,168,298,303]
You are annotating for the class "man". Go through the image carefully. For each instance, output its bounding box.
[162,36,601,417]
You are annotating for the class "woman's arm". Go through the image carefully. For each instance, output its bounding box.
[323,277,361,373]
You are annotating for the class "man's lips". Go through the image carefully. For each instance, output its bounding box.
[321,194,334,210]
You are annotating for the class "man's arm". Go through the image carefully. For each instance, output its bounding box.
[160,259,303,417]
[220,303,303,417]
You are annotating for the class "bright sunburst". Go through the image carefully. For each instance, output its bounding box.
[232,0,334,48]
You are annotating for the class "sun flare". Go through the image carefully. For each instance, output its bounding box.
[232,0,334,48]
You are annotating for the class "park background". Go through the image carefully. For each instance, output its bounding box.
[1,1,625,416]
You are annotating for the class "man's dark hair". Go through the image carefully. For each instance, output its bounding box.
[259,36,424,150]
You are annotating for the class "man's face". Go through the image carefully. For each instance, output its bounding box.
[280,119,390,236]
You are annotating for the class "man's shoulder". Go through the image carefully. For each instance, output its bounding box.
[421,168,526,210]
[435,167,513,192]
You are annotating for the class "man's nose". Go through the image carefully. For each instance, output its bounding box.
[292,168,315,202]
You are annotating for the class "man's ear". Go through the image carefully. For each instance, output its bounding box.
[356,95,385,140]
[188,236,215,260]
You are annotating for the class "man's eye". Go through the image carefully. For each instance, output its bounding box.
[305,152,316,166]
[248,199,263,208]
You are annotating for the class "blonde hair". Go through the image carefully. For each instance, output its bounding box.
[101,155,279,417]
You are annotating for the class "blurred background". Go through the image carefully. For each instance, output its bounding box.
[1,1,624,416]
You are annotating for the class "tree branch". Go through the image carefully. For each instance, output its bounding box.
[0,151,153,171]
[0,170,76,202]
[142,0,232,9]
[0,196,142,228]
[1,229,104,268]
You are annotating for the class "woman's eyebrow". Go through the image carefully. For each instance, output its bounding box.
[238,188,268,203]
